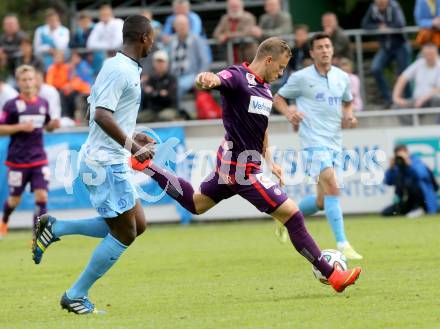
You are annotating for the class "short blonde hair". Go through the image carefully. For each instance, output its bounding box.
[15,64,36,80]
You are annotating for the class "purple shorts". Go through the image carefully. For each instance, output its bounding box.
[7,165,50,196]
[200,144,288,214]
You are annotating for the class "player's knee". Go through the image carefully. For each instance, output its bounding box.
[34,190,48,203]
[8,196,21,208]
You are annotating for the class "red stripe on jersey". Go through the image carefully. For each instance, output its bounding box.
[242,62,265,84]
[216,150,260,168]
[5,159,48,168]
[249,175,277,208]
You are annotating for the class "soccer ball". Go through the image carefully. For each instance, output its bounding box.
[312,249,348,284]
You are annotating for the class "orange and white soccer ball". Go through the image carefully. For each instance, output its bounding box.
[312,249,348,284]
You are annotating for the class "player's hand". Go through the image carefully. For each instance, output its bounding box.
[131,142,155,163]
[18,121,34,132]
[342,115,357,129]
[271,163,285,187]
[287,110,304,131]
[196,72,220,89]
[133,131,156,147]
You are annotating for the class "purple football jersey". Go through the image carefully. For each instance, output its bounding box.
[216,63,273,163]
[0,96,50,167]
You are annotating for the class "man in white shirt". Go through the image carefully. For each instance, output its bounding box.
[35,69,62,123]
[0,79,18,114]
[86,4,124,51]
[33,9,70,69]
[393,43,440,109]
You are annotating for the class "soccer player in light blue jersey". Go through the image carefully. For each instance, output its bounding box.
[273,33,363,260]
[31,15,156,314]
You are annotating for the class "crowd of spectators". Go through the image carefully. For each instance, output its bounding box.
[1,0,440,125]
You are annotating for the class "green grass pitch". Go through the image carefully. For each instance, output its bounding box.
[1,215,439,329]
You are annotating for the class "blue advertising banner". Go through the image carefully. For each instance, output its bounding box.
[0,126,186,213]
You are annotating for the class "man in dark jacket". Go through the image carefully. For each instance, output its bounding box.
[362,0,411,106]
[382,144,439,217]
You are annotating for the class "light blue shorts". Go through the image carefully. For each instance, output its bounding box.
[302,147,342,179]
[79,160,138,218]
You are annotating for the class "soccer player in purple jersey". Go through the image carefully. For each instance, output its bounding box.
[132,37,362,293]
[0,65,59,239]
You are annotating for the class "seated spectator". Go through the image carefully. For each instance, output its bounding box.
[13,36,45,75]
[139,50,179,122]
[382,144,439,217]
[46,50,92,120]
[392,43,440,124]
[252,0,292,41]
[162,0,203,44]
[321,12,352,62]
[339,58,363,111]
[33,9,70,69]
[213,0,258,63]
[168,15,210,108]
[70,11,94,48]
[0,79,18,114]
[362,0,410,107]
[288,24,311,73]
[35,69,62,124]
[0,14,25,76]
[414,0,440,47]
[86,4,124,52]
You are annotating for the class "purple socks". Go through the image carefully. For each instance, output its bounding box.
[284,211,334,278]
[33,201,47,233]
[148,163,197,214]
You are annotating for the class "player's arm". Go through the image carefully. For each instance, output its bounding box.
[94,107,154,163]
[273,94,303,130]
[195,72,221,90]
[0,122,34,136]
[263,129,285,187]
[45,119,61,132]
[341,101,357,129]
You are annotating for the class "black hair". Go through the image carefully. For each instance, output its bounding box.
[122,15,153,43]
[394,144,408,154]
[309,32,332,49]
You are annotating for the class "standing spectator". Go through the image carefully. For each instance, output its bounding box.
[35,69,62,123]
[393,43,440,110]
[0,79,18,114]
[339,58,363,111]
[33,9,70,69]
[70,11,95,48]
[288,24,311,72]
[169,15,210,105]
[139,10,163,79]
[86,4,124,51]
[162,0,203,44]
[321,12,352,62]
[13,36,45,75]
[414,0,440,47]
[362,0,410,106]
[213,0,258,63]
[252,0,293,40]
[0,14,26,76]
[139,50,179,122]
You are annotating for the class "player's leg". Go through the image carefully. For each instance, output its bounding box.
[297,148,323,216]
[318,167,362,259]
[1,168,29,238]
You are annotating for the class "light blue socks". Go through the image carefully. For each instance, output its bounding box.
[299,195,320,216]
[67,234,127,299]
[52,217,110,238]
[323,195,347,243]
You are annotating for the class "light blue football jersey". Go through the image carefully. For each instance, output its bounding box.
[278,65,353,151]
[83,52,142,164]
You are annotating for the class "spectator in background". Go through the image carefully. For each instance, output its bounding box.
[86,4,124,51]
[382,144,439,217]
[162,0,203,44]
[139,50,179,122]
[0,78,18,114]
[414,0,440,47]
[140,9,163,42]
[362,0,410,107]
[393,43,440,111]
[213,0,258,63]
[252,0,292,40]
[33,9,70,69]
[321,12,352,62]
[169,15,210,108]
[46,50,92,120]
[139,10,163,79]
[0,14,25,76]
[13,36,45,75]
[339,57,363,111]
[70,11,94,48]
[288,24,310,72]
[35,69,62,124]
